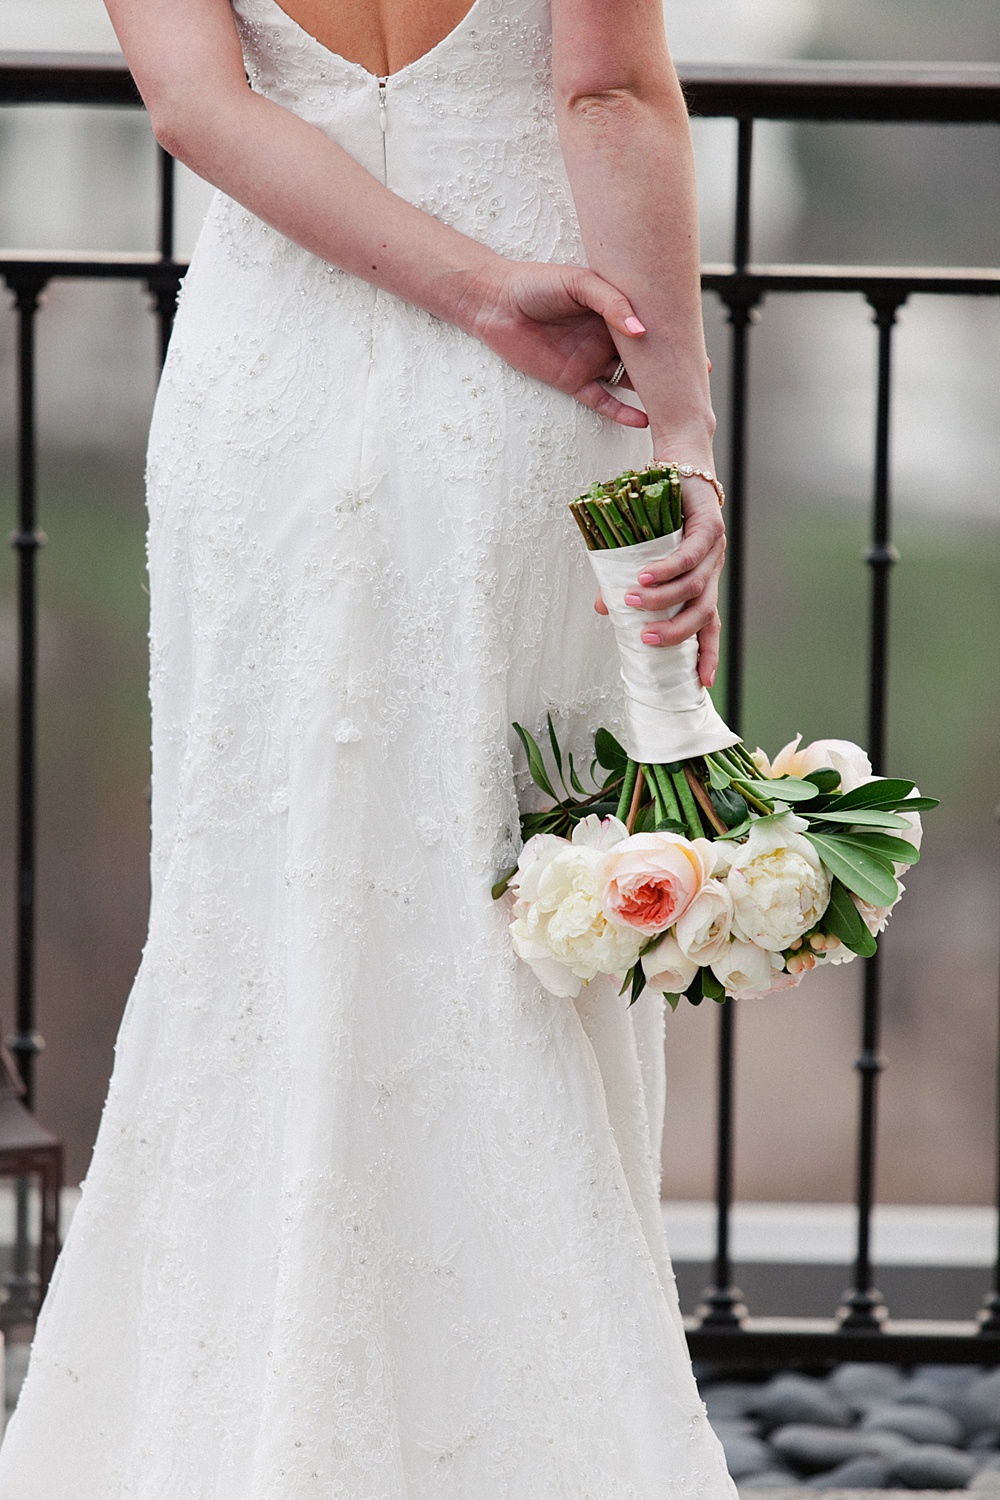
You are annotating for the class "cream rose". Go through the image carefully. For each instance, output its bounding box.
[602,831,714,937]
[726,812,831,951]
[710,939,788,999]
[509,817,643,997]
[753,734,873,794]
[641,934,699,995]
[674,878,734,965]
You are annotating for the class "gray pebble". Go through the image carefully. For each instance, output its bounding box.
[712,1418,761,1439]
[769,1422,912,1473]
[703,1382,765,1422]
[721,1432,773,1480]
[748,1374,853,1433]
[956,1373,1000,1438]
[861,1402,964,1447]
[828,1363,905,1415]
[886,1443,977,1490]
[806,1455,890,1489]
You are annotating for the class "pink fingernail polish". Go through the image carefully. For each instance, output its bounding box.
[624,592,642,607]
[709,670,716,687]
[641,631,659,645]
[625,317,646,334]
[638,572,654,585]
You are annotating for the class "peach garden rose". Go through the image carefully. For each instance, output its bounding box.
[602,831,715,938]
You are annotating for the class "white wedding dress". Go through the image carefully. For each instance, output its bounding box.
[0,2,737,1495]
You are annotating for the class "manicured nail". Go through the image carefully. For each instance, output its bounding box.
[708,670,717,687]
[641,631,659,645]
[624,592,642,608]
[624,317,645,334]
[637,571,655,585]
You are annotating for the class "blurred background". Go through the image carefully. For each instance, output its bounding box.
[0,0,998,1226]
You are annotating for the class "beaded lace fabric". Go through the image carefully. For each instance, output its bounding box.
[0,1,737,1495]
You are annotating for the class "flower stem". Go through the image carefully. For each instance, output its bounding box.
[615,761,638,823]
[671,769,704,839]
[652,764,683,824]
[626,765,646,833]
[684,764,728,835]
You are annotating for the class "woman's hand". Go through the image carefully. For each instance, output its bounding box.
[594,475,726,689]
[463,260,649,427]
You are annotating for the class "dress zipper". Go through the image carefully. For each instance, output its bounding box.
[377,75,388,180]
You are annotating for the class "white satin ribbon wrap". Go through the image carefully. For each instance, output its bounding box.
[586,529,740,763]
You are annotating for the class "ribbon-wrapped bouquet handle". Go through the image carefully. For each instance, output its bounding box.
[585,529,738,763]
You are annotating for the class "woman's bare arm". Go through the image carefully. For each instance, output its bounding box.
[553,0,725,684]
[104,0,649,425]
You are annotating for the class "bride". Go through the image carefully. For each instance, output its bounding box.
[0,0,734,1495]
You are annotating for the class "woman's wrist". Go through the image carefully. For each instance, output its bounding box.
[444,251,511,338]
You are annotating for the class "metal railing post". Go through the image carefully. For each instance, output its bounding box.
[838,292,905,1330]
[699,118,757,1329]
[6,271,49,1309]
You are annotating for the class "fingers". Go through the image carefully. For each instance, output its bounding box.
[627,533,725,614]
[602,360,635,392]
[697,610,721,688]
[566,268,646,340]
[575,380,649,428]
[639,566,721,651]
[594,589,608,616]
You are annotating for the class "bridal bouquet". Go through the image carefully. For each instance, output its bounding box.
[494,464,936,1007]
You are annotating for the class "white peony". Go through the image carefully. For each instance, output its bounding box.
[753,734,872,794]
[710,939,789,999]
[725,812,831,952]
[641,933,699,995]
[509,816,643,998]
[674,878,734,965]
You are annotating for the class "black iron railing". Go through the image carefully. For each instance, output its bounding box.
[2,52,1000,1357]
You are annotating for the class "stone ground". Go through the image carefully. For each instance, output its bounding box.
[704,1367,1000,1493]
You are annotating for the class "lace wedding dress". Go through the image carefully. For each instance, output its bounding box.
[0,1,737,1495]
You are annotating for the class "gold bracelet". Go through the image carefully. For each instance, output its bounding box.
[655,461,726,507]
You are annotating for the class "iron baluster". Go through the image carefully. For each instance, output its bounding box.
[699,118,757,1330]
[838,293,905,1331]
[6,272,50,1313]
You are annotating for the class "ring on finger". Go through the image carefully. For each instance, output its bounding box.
[608,359,626,387]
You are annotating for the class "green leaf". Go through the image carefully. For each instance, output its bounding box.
[684,969,705,1006]
[710,786,750,829]
[805,831,899,907]
[567,752,587,797]
[736,776,821,802]
[706,756,732,791]
[809,809,910,830]
[835,831,919,865]
[513,722,558,802]
[627,961,647,1008]
[823,876,878,957]
[664,992,681,1013]
[633,802,657,833]
[491,867,518,901]
[701,967,725,1000]
[804,768,842,796]
[594,727,628,775]
[654,818,688,836]
[826,778,915,811]
[887,796,939,812]
[546,713,567,795]
[716,815,753,841]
